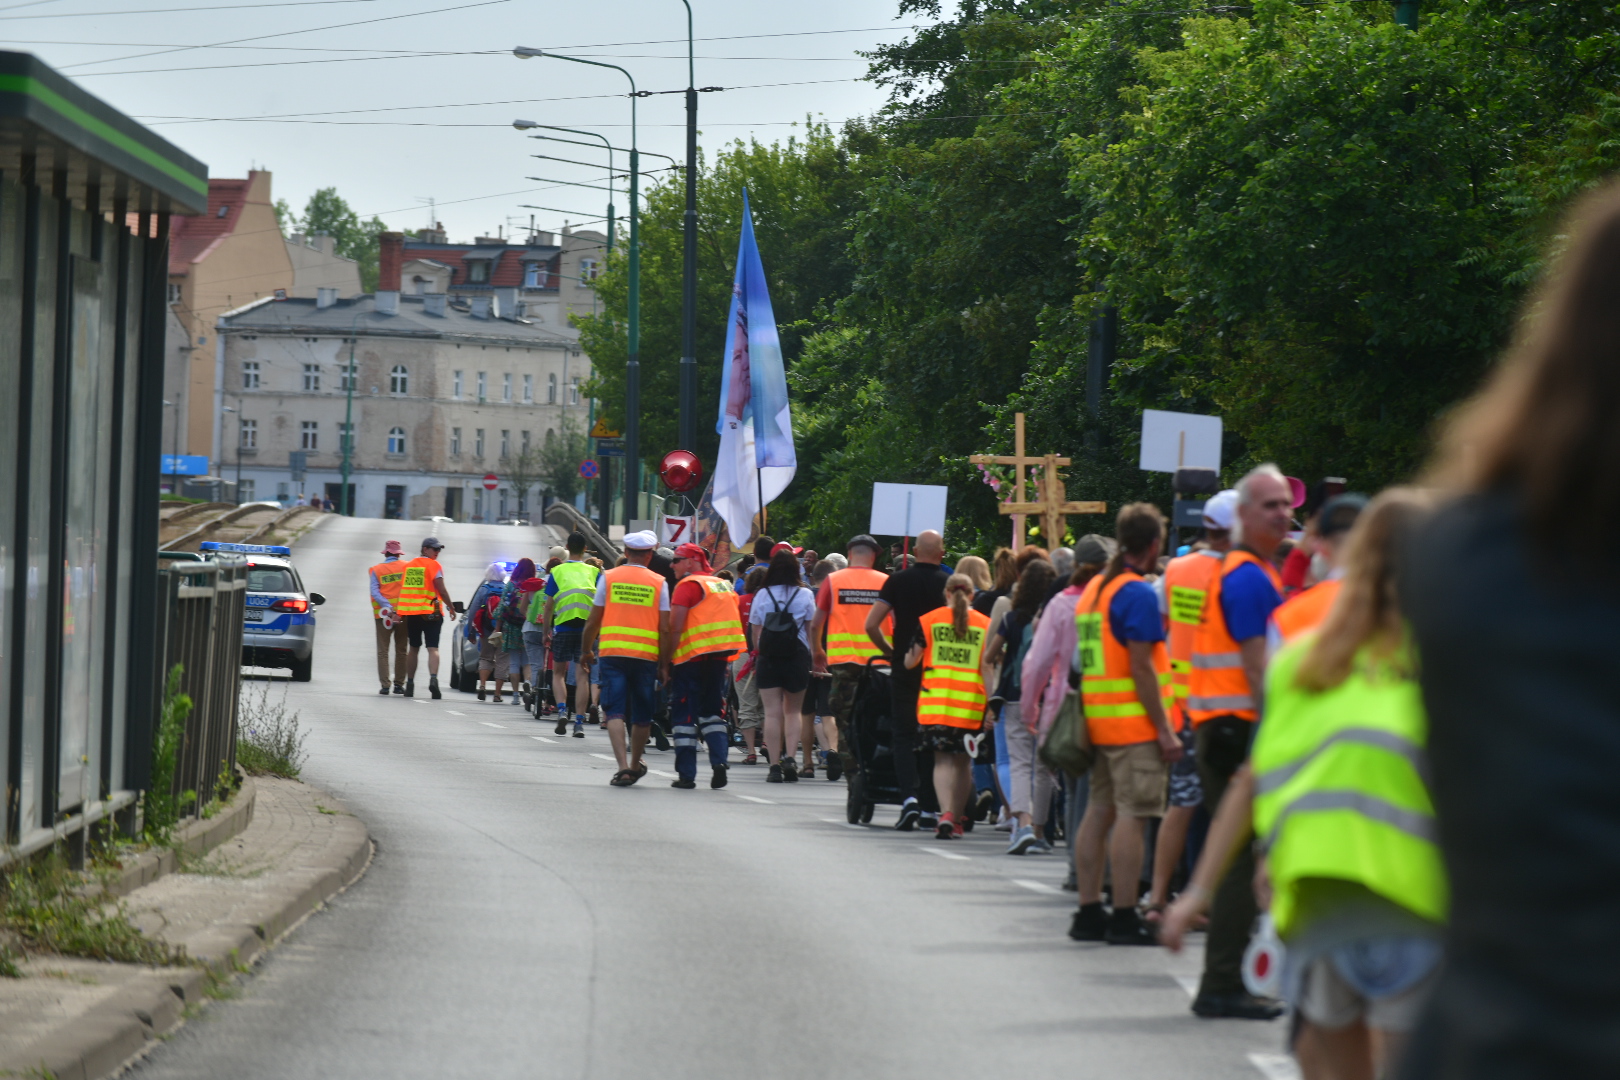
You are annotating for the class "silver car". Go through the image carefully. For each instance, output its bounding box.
[201,542,326,681]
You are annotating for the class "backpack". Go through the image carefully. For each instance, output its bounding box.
[757,587,802,659]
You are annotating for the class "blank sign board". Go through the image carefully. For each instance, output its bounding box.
[1140,409,1223,474]
[870,483,948,539]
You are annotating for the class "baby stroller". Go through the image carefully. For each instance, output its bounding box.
[844,658,902,824]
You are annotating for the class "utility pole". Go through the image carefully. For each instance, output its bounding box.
[341,309,361,515]
[1394,0,1418,28]
[677,0,698,456]
[1085,306,1116,454]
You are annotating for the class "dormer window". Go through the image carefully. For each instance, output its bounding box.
[216,205,229,218]
[468,261,490,284]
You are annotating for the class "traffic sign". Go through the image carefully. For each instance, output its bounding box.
[597,438,624,458]
[161,454,210,476]
[590,417,621,439]
[579,460,599,480]
[482,473,499,490]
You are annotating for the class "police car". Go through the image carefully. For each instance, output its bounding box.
[200,542,326,681]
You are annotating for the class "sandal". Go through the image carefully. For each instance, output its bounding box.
[744,752,757,765]
[610,768,639,787]
[492,694,503,703]
[1142,902,1167,925]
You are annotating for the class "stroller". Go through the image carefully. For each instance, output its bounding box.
[843,658,903,824]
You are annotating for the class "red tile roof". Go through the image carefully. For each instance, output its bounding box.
[167,178,252,275]
[403,240,559,289]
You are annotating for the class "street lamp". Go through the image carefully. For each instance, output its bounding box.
[514,45,643,528]
[674,0,700,459]
[514,121,620,251]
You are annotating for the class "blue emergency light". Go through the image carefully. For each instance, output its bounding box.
[199,542,292,557]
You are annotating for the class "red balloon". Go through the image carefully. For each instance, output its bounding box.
[659,450,703,494]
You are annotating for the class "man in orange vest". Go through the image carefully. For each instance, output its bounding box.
[661,542,747,790]
[1270,493,1365,648]
[811,533,891,782]
[369,539,408,695]
[1069,503,1183,946]
[396,536,458,700]
[581,531,670,786]
[1184,465,1293,1019]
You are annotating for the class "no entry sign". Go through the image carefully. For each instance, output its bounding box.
[482,473,498,490]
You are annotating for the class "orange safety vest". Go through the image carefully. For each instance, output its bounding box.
[370,559,406,618]
[1076,570,1174,746]
[671,574,747,664]
[394,556,444,616]
[916,605,991,730]
[598,564,664,661]
[1186,549,1283,725]
[824,567,892,665]
[1272,577,1342,645]
[1161,550,1224,717]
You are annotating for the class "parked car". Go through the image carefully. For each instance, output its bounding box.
[201,541,325,681]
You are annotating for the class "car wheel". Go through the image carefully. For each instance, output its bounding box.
[290,654,313,682]
[460,661,478,693]
[449,662,461,690]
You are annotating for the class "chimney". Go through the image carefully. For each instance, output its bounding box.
[423,292,447,317]
[469,296,491,320]
[376,231,404,315]
[316,287,338,310]
[493,286,518,318]
[289,232,305,247]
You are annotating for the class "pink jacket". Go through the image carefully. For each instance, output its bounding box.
[1020,585,1083,738]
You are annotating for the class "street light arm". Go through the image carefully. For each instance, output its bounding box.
[675,0,693,88]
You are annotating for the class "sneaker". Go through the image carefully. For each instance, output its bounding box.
[429,677,441,700]
[1068,902,1107,942]
[766,765,784,783]
[378,686,391,695]
[671,778,697,789]
[477,687,486,701]
[994,811,1015,833]
[392,684,405,695]
[919,812,938,833]
[710,764,728,789]
[1031,837,1054,854]
[554,718,568,735]
[572,721,585,739]
[825,753,843,782]
[654,728,671,752]
[895,798,920,831]
[1007,826,1038,855]
[935,813,957,840]
[1105,907,1158,946]
[521,682,533,708]
[588,705,601,725]
[1191,992,1285,1021]
[959,815,974,834]
[781,758,799,783]
[403,679,414,698]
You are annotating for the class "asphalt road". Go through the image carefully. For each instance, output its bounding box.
[132,516,1293,1080]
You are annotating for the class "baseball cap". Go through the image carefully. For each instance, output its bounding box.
[770,541,802,556]
[847,534,881,553]
[1072,534,1116,567]
[382,540,403,556]
[1202,489,1239,530]
[548,545,567,561]
[1318,493,1368,538]
[622,530,659,551]
[421,536,444,550]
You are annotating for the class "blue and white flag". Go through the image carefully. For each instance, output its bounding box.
[712,189,796,546]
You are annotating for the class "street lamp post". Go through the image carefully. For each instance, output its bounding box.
[675,0,699,457]
[514,46,642,528]
[340,308,363,516]
[221,404,240,504]
[512,121,619,252]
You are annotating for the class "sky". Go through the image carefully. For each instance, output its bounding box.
[11,0,941,241]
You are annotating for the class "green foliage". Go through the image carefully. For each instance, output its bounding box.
[534,413,589,506]
[283,188,389,291]
[236,679,306,780]
[143,665,194,846]
[1,851,182,966]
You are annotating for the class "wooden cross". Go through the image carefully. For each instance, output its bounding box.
[970,413,1106,551]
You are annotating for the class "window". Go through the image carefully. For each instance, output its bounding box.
[502,373,512,402]
[523,263,548,288]
[579,258,600,283]
[339,361,356,392]
[390,365,408,395]
[166,283,182,304]
[468,260,490,284]
[216,205,229,219]
[339,422,353,453]
[474,428,485,457]
[239,418,256,449]
[547,373,557,404]
[247,568,298,592]
[239,479,256,502]
[521,430,531,453]
[450,427,462,455]
[500,429,511,459]
[569,377,580,406]
[476,371,487,401]
[300,421,318,450]
[302,364,320,392]
[523,374,533,403]
[453,370,464,399]
[242,361,260,390]
[387,427,406,454]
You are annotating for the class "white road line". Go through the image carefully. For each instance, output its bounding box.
[446,710,467,716]
[920,846,970,861]
[478,721,506,729]
[1011,878,1062,895]
[820,817,866,830]
[589,753,617,763]
[647,768,677,778]
[1173,975,1200,999]
[531,736,557,743]
[732,794,774,804]
[1248,1053,1302,1080]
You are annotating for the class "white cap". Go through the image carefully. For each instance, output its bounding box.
[623,530,659,551]
[1202,489,1239,530]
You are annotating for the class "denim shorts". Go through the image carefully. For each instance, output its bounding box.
[599,656,657,726]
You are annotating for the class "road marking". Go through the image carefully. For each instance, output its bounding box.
[1248,1053,1301,1080]
[732,794,774,804]
[589,753,617,763]
[1173,975,1200,999]
[647,768,677,778]
[920,846,970,861]
[479,721,506,729]
[1011,878,1062,895]
[819,817,866,830]
[446,710,467,716]
[531,736,557,743]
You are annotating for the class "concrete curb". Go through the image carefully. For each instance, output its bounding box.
[101,777,258,899]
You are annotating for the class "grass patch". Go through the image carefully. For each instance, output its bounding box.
[237,679,307,780]
[0,852,183,967]
[1,942,20,978]
[143,665,196,845]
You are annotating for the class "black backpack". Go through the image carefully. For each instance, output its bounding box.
[758,587,802,659]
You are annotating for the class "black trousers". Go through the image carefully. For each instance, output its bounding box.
[889,664,938,813]
[1195,714,1258,999]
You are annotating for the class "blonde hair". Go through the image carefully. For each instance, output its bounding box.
[1295,488,1433,691]
[956,555,992,591]
[945,573,975,639]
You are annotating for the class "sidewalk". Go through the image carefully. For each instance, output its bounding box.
[0,777,370,1080]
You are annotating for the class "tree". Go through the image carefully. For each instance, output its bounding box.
[536,415,590,507]
[282,187,389,291]
[504,446,543,517]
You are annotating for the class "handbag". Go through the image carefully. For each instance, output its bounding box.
[1038,688,1094,778]
[487,630,504,650]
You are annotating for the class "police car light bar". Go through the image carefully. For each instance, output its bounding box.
[199,542,292,556]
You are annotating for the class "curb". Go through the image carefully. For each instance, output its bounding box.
[101,776,258,899]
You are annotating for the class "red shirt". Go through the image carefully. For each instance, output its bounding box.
[671,578,707,610]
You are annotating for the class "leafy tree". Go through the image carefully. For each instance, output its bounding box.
[535,414,590,506]
[282,187,389,291]
[504,446,543,516]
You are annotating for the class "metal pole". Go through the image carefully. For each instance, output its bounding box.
[677,0,698,455]
[1394,0,1418,28]
[235,395,242,503]
[341,313,358,515]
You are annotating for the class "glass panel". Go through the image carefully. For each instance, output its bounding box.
[247,567,297,592]
[0,178,18,834]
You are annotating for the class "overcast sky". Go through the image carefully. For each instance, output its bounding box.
[13,0,938,241]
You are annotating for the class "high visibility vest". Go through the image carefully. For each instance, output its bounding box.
[671,574,747,664]
[598,564,664,661]
[1252,637,1446,939]
[1075,570,1174,746]
[824,567,892,665]
[1186,550,1282,725]
[1162,551,1224,713]
[549,561,600,627]
[370,559,405,618]
[1272,578,1341,645]
[916,605,991,730]
[394,556,444,616]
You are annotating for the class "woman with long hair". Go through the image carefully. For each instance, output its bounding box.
[982,557,1059,854]
[749,550,817,782]
[957,554,994,613]
[905,573,994,839]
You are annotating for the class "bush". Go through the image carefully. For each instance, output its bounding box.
[236,679,307,780]
[143,664,194,845]
[1,851,182,966]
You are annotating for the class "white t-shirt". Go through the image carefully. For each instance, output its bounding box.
[591,572,671,611]
[749,584,816,652]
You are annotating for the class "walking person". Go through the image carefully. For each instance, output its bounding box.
[496,558,539,706]
[732,565,768,763]
[811,534,891,782]
[580,531,669,786]
[905,573,994,840]
[798,559,838,779]
[982,556,1058,854]
[369,539,408,695]
[750,549,817,783]
[866,530,951,829]
[662,543,747,789]
[397,536,457,699]
[1068,504,1182,946]
[472,587,509,702]
[542,532,601,737]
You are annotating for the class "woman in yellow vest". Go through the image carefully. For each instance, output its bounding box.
[904,573,993,840]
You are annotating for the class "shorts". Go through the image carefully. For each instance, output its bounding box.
[731,655,763,730]
[405,614,442,649]
[599,656,657,726]
[801,673,831,717]
[1167,723,1203,808]
[1294,937,1443,1033]
[756,643,811,694]
[477,635,512,680]
[1089,741,1168,818]
[917,724,974,754]
[549,629,583,664]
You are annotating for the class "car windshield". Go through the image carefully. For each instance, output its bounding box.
[247,567,298,593]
